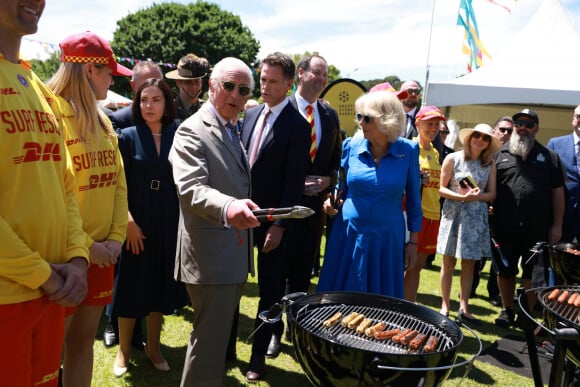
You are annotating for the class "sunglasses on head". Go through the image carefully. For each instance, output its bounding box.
[498,127,513,134]
[407,88,421,95]
[514,120,535,129]
[220,81,251,96]
[471,131,491,142]
[356,113,380,124]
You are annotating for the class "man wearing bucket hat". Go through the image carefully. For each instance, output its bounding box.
[0,3,89,385]
[437,123,499,324]
[404,106,445,302]
[492,108,565,327]
[165,53,210,122]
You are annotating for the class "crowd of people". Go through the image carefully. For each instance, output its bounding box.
[2,2,577,386]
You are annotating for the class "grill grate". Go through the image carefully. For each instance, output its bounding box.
[295,303,455,355]
[541,286,580,329]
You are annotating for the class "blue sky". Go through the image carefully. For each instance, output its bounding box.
[22,0,580,84]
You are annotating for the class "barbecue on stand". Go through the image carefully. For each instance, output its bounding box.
[517,242,580,387]
[249,292,482,387]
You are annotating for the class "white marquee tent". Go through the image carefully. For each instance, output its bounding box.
[425,0,580,144]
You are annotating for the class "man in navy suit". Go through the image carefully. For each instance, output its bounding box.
[285,54,342,301]
[241,52,310,382]
[547,105,580,242]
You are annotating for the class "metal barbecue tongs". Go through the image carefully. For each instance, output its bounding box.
[245,303,284,342]
[252,205,314,221]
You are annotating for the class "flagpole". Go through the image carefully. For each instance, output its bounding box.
[423,0,437,106]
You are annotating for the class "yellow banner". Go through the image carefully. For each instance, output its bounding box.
[320,78,367,137]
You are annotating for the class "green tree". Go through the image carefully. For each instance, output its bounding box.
[29,52,60,82]
[111,1,260,97]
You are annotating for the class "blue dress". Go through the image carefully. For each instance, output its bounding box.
[112,122,188,317]
[317,135,422,298]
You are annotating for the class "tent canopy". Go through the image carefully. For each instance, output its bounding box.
[426,0,580,108]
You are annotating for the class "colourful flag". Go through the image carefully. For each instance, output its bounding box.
[485,0,517,14]
[457,0,492,72]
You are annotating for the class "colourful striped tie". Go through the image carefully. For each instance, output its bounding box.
[306,104,316,161]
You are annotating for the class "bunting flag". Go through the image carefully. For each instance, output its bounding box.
[485,0,517,14]
[457,0,492,72]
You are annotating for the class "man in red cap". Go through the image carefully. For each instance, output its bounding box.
[0,2,89,386]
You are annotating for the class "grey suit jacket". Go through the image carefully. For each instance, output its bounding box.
[168,103,254,285]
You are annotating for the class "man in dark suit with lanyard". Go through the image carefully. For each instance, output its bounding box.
[400,80,421,139]
[285,53,342,317]
[547,105,580,243]
[241,52,310,382]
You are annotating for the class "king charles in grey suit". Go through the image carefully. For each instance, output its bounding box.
[168,57,260,387]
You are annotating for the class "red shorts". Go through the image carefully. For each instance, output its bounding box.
[0,297,64,386]
[417,217,440,254]
[65,263,113,316]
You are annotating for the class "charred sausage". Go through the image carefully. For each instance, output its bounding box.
[373,328,400,340]
[423,336,438,353]
[409,333,427,350]
[400,330,420,346]
[392,329,413,343]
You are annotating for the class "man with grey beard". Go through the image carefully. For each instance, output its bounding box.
[492,109,565,327]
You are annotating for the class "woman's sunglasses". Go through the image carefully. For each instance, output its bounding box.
[472,131,491,142]
[356,113,382,124]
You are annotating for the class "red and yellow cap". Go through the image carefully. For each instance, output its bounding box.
[59,31,132,77]
[415,105,446,122]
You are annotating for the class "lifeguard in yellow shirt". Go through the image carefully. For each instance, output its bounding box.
[404,106,446,302]
[46,32,130,387]
[0,2,89,386]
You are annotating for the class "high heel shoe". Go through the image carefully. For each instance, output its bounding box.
[113,364,128,377]
[144,345,170,372]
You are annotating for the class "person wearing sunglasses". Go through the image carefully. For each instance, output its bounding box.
[437,123,500,324]
[492,116,514,145]
[546,105,580,244]
[318,91,422,301]
[169,57,260,386]
[399,80,422,139]
[492,109,565,328]
[404,106,446,303]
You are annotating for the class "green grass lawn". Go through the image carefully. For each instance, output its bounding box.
[92,254,542,386]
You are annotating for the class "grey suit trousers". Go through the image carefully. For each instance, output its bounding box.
[180,282,245,387]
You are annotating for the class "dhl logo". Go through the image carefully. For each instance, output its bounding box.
[0,87,18,95]
[78,172,118,191]
[13,142,61,164]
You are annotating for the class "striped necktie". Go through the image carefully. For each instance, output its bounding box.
[306,104,316,161]
[226,122,243,162]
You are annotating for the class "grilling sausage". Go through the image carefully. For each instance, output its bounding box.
[575,294,580,307]
[558,290,570,303]
[568,293,579,306]
[322,312,342,328]
[341,312,359,327]
[400,330,420,346]
[373,328,400,340]
[392,329,413,343]
[347,314,365,329]
[423,336,438,353]
[548,288,560,301]
[409,333,427,350]
[356,318,373,334]
[365,322,387,337]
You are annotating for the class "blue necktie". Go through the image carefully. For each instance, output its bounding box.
[576,141,580,177]
[227,122,243,162]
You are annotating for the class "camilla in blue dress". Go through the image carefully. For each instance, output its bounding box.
[317,91,422,299]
